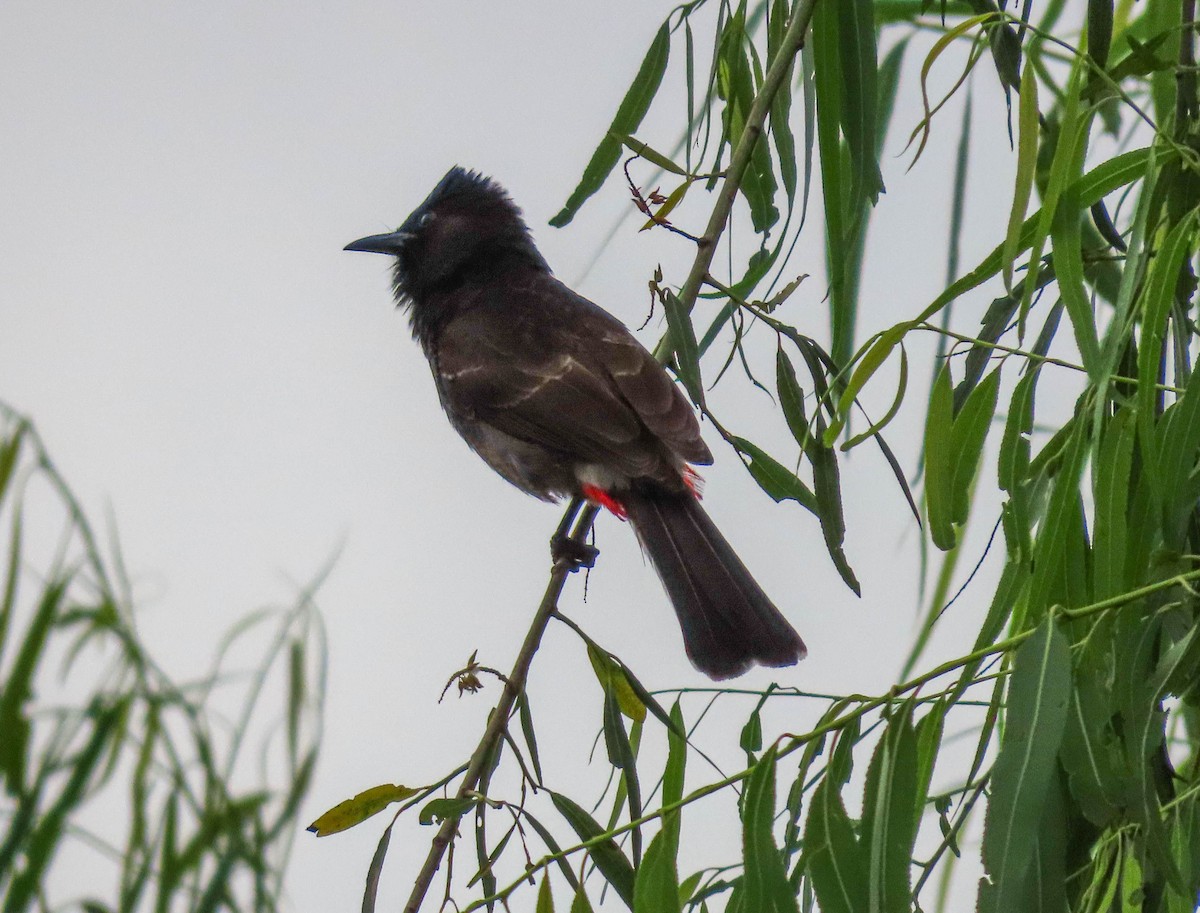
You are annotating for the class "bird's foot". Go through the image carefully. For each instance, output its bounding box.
[550,533,599,571]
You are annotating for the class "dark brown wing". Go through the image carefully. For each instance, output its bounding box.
[433,277,710,483]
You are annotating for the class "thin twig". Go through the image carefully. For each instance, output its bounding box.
[402,506,598,913]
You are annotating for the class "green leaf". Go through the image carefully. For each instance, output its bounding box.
[1026,415,1090,621]
[914,700,947,823]
[551,23,670,226]
[614,135,688,176]
[978,617,1071,912]
[551,792,635,909]
[807,413,860,594]
[307,783,420,836]
[569,884,595,913]
[997,370,1036,495]
[1002,63,1039,293]
[361,824,393,913]
[1092,408,1135,601]
[860,705,919,913]
[0,575,69,793]
[742,747,799,913]
[837,0,884,204]
[517,693,544,784]
[948,368,1001,524]
[767,0,798,204]
[586,643,646,723]
[805,777,869,913]
[537,872,556,913]
[776,348,810,448]
[419,796,479,826]
[924,364,957,550]
[1155,353,1200,541]
[634,827,681,913]
[730,436,818,513]
[662,290,705,408]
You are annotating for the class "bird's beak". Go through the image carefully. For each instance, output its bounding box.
[344,230,413,255]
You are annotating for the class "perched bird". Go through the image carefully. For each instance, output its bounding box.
[346,167,805,679]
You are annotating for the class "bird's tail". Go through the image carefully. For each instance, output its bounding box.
[621,489,806,679]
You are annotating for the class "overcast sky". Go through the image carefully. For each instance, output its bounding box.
[0,3,1024,909]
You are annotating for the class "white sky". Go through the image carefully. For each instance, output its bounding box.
[1,3,1027,909]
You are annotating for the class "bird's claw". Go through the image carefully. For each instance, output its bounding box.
[551,534,599,571]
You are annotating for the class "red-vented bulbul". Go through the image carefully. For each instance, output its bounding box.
[345,167,805,679]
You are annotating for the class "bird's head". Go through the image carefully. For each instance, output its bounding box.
[345,167,548,306]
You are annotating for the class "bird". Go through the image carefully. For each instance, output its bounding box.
[345,166,806,679]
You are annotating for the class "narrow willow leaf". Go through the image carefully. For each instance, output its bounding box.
[843,344,909,450]
[767,0,797,203]
[586,643,646,722]
[828,323,913,444]
[0,420,27,521]
[1155,344,1200,539]
[948,368,1000,524]
[776,348,811,447]
[1026,416,1090,621]
[550,792,636,908]
[634,828,682,913]
[997,370,1036,495]
[1018,65,1090,341]
[639,180,691,231]
[811,0,847,318]
[537,872,556,913]
[837,0,885,203]
[805,777,869,913]
[519,810,584,893]
[1087,0,1114,66]
[860,705,919,913]
[807,415,860,595]
[615,135,688,176]
[0,576,68,791]
[914,700,947,823]
[924,365,957,550]
[603,687,634,771]
[664,702,686,828]
[741,706,764,755]
[662,290,704,408]
[569,884,595,913]
[1050,97,1102,373]
[361,824,393,913]
[614,660,674,734]
[730,436,818,513]
[743,747,799,913]
[307,783,420,837]
[1059,616,1126,827]
[551,23,670,226]
[1092,408,1135,601]
[1002,63,1039,293]
[518,693,544,784]
[978,617,1071,913]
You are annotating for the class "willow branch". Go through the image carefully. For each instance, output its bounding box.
[402,503,598,913]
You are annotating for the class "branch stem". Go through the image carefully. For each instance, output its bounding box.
[402,503,598,913]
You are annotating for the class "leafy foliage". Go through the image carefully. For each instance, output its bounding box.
[0,406,326,912]
[317,0,1200,909]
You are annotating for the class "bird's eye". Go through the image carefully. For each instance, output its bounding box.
[418,212,436,228]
